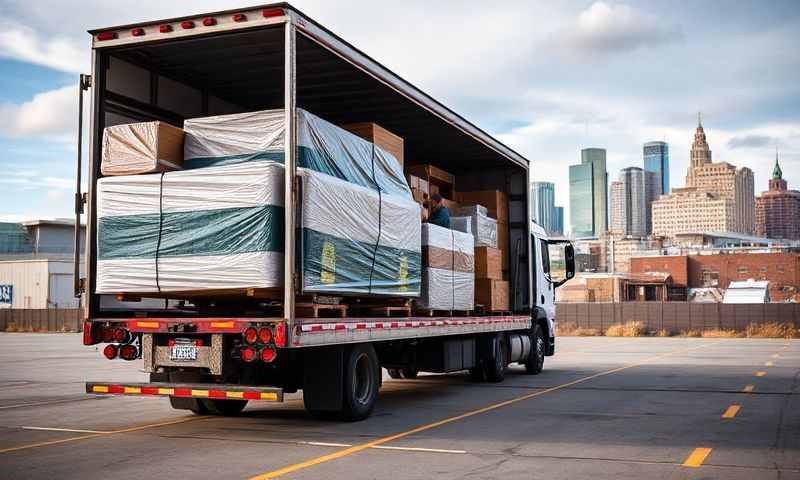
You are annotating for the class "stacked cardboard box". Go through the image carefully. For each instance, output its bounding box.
[473,245,508,311]
[416,223,474,311]
[342,122,404,168]
[101,121,184,176]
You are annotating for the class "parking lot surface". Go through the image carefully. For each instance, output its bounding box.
[0,333,798,479]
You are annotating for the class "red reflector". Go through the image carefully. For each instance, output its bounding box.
[181,21,195,29]
[260,347,276,363]
[119,344,138,361]
[83,322,97,345]
[168,339,175,347]
[202,17,216,26]
[258,327,272,344]
[194,338,203,347]
[159,24,172,33]
[233,13,247,22]
[243,327,258,345]
[274,322,287,347]
[241,346,256,363]
[131,28,145,37]
[103,344,118,360]
[97,31,117,41]
[262,8,283,18]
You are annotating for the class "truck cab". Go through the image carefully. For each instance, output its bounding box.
[531,221,574,356]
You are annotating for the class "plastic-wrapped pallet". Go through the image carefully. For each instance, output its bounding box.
[95,160,284,294]
[416,223,474,310]
[451,211,497,248]
[101,121,184,176]
[183,107,419,297]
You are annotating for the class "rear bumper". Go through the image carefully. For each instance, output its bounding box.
[86,382,283,402]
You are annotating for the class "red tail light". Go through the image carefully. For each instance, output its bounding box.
[202,17,216,26]
[274,322,287,347]
[103,344,118,360]
[262,8,283,18]
[233,13,247,22]
[97,31,117,41]
[260,347,276,363]
[159,24,172,33]
[194,338,204,347]
[119,344,138,361]
[101,327,114,343]
[243,327,258,344]
[168,339,176,347]
[258,327,272,344]
[181,21,195,29]
[111,327,129,343]
[241,346,256,363]
[131,28,145,37]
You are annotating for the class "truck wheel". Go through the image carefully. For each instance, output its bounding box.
[483,336,507,382]
[387,367,418,379]
[340,344,380,421]
[525,324,545,375]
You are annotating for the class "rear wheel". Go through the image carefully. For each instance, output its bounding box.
[484,336,507,383]
[340,344,380,421]
[525,324,545,375]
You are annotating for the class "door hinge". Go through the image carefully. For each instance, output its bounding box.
[80,74,92,91]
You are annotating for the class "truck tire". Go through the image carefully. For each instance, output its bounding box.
[525,324,545,375]
[340,344,380,421]
[484,336,507,382]
[387,367,418,379]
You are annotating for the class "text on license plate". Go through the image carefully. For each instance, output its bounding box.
[170,344,198,361]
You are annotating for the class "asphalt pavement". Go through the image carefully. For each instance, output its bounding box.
[0,333,798,479]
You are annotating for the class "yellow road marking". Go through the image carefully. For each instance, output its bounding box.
[765,361,774,367]
[683,447,712,468]
[756,371,766,377]
[742,385,754,393]
[249,342,718,480]
[722,405,740,419]
[0,416,206,455]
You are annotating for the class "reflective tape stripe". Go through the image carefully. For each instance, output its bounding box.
[158,388,174,395]
[260,393,278,401]
[92,385,109,393]
[88,384,280,401]
[124,387,141,394]
[226,391,245,399]
[191,390,209,397]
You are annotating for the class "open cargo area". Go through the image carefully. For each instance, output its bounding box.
[87,7,532,322]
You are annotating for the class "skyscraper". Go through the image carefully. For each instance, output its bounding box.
[610,167,646,237]
[531,181,555,232]
[581,148,608,235]
[553,206,564,236]
[755,151,800,239]
[643,141,669,234]
[569,162,595,237]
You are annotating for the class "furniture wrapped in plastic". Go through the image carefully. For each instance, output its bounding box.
[101,121,184,176]
[416,223,474,310]
[95,160,284,294]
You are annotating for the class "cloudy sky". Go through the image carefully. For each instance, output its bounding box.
[0,0,798,232]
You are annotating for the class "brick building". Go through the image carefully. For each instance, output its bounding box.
[631,252,800,302]
[755,153,800,240]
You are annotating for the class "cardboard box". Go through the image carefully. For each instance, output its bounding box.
[429,183,440,196]
[475,279,509,311]
[497,219,509,270]
[475,246,502,280]
[101,121,184,176]
[411,187,428,205]
[342,122,404,167]
[457,190,508,222]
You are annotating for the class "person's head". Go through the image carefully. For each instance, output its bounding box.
[431,193,444,209]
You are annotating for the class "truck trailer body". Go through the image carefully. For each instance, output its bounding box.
[76,3,575,420]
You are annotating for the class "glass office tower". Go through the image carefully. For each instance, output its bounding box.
[531,181,555,232]
[643,141,669,233]
[569,162,595,237]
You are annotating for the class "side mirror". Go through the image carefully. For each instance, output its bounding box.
[546,241,575,288]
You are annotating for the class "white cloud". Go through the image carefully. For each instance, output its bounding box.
[0,20,88,73]
[0,85,76,140]
[562,2,680,55]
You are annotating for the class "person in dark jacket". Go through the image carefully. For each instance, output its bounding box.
[427,193,451,228]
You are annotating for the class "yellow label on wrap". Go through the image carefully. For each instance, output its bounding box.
[321,241,336,284]
[399,255,408,292]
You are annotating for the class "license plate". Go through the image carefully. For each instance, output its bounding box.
[170,343,198,361]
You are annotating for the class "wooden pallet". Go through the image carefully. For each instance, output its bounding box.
[356,305,412,317]
[295,302,348,318]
